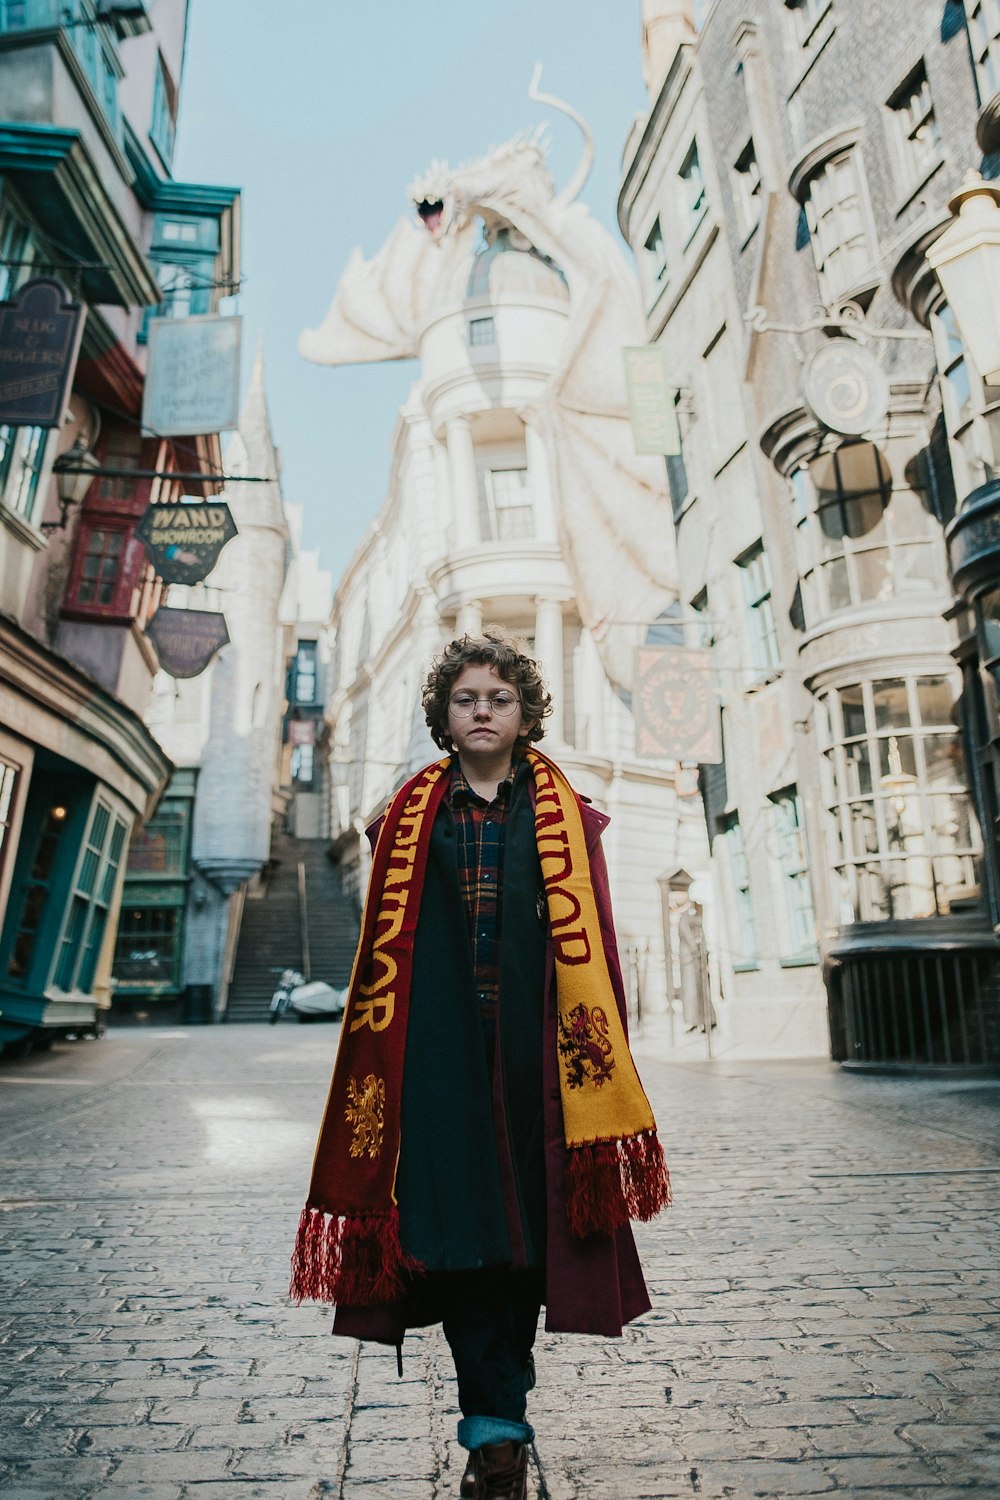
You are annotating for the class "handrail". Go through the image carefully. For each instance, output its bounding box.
[297,861,310,981]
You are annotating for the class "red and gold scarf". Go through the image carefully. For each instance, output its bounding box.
[290,749,669,1306]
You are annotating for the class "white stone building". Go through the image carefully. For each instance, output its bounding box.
[306,127,709,1020]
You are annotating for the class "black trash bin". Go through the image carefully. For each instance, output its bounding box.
[183,983,214,1025]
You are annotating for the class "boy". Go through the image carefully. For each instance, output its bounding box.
[292,629,669,1500]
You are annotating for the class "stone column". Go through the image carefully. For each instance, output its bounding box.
[432,439,453,545]
[455,599,483,638]
[446,415,479,549]
[523,412,558,542]
[534,597,565,743]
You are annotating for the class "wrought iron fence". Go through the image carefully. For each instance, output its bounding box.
[834,948,1000,1066]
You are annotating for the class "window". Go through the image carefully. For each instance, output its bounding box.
[292,743,315,785]
[0,424,49,522]
[930,303,1000,495]
[733,139,762,240]
[75,528,124,606]
[161,221,200,244]
[0,758,18,880]
[680,140,708,242]
[803,151,874,301]
[966,0,1000,102]
[819,676,980,921]
[690,588,714,649]
[787,0,831,45]
[643,217,669,296]
[737,544,780,679]
[150,55,176,166]
[701,324,745,465]
[126,801,189,876]
[6,799,72,981]
[293,642,318,705]
[792,442,941,626]
[721,812,758,965]
[113,907,179,985]
[667,389,690,520]
[154,261,195,320]
[486,468,533,541]
[888,63,942,189]
[770,787,818,958]
[0,205,40,302]
[53,801,127,994]
[469,317,495,347]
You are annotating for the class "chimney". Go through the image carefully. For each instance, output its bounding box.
[641,0,696,101]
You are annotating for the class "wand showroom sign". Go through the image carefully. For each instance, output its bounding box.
[136,501,238,584]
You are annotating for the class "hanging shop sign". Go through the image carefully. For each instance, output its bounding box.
[136,501,238,584]
[634,645,722,763]
[803,338,890,437]
[0,279,85,427]
[148,607,230,679]
[142,314,241,437]
[623,345,681,456]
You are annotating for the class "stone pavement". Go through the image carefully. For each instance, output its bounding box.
[0,1026,998,1499]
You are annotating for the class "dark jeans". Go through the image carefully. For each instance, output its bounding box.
[429,1267,543,1424]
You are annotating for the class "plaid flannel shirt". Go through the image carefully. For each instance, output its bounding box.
[447,756,520,1017]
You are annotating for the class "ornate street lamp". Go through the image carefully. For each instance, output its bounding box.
[926,171,1000,386]
[43,434,101,534]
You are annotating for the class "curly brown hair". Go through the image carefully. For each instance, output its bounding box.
[422,625,553,752]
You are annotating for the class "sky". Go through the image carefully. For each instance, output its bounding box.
[173,1,650,585]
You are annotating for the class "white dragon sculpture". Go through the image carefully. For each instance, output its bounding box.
[300,70,677,690]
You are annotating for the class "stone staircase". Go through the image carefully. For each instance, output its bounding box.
[225,833,359,1023]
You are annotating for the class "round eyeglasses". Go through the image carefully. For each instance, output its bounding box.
[449,691,521,718]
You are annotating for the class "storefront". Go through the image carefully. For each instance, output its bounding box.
[0,616,170,1053]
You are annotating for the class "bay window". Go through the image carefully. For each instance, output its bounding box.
[791,441,942,625]
[818,676,980,921]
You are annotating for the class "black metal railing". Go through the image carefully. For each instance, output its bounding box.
[835,948,1000,1066]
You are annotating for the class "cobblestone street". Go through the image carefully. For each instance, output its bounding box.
[0,1026,998,1499]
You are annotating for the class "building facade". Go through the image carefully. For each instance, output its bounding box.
[0,1,240,1050]
[307,132,708,1016]
[112,353,294,1022]
[619,0,1000,1063]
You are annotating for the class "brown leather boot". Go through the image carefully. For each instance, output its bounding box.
[470,1441,528,1499]
[460,1451,476,1497]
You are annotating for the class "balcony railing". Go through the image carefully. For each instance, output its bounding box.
[0,0,124,145]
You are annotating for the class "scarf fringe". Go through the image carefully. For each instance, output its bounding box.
[565,1130,671,1239]
[288,1206,422,1307]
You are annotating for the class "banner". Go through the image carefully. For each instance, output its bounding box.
[136,502,238,583]
[148,607,230,679]
[634,645,722,763]
[142,315,241,437]
[623,345,681,456]
[0,280,84,427]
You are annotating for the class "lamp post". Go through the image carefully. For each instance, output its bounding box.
[926,172,1000,385]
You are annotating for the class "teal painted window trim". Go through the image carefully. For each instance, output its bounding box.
[0,1,124,146]
[737,542,781,680]
[769,785,820,961]
[779,951,820,968]
[0,775,90,993]
[52,798,127,994]
[149,54,175,169]
[721,811,759,964]
[732,960,761,973]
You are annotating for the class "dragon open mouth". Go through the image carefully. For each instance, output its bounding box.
[416,199,445,236]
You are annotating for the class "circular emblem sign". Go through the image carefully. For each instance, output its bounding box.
[803,339,890,437]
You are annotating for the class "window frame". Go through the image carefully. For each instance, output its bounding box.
[62,513,146,622]
[887,61,943,194]
[0,423,52,524]
[732,138,762,242]
[720,811,759,968]
[802,148,876,303]
[737,543,781,681]
[818,675,981,923]
[791,441,943,626]
[642,216,669,299]
[930,302,1000,496]
[485,467,534,542]
[769,786,819,961]
[679,139,709,246]
[965,0,1000,104]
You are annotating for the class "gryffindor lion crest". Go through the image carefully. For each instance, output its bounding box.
[344,1073,385,1159]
